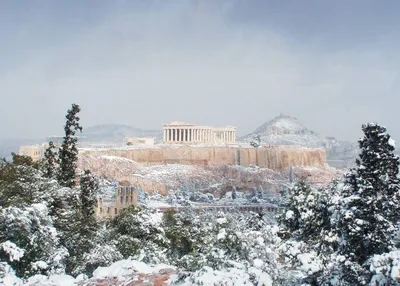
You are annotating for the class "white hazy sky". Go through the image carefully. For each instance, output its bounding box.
[1,0,399,142]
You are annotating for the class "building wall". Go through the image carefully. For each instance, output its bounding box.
[82,146,326,171]
[19,143,48,161]
[96,185,138,219]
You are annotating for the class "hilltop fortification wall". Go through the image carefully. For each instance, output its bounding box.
[80,146,326,170]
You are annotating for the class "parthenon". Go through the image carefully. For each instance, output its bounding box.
[163,122,236,144]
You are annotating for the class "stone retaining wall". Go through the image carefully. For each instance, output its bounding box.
[81,146,326,170]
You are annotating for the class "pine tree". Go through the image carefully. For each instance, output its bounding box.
[43,141,58,179]
[338,123,400,283]
[57,104,82,188]
[231,186,237,200]
[277,180,321,240]
[79,170,98,219]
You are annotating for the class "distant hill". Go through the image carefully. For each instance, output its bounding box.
[239,114,358,168]
[81,124,163,144]
[240,113,328,148]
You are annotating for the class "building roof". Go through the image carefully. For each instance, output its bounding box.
[164,121,195,126]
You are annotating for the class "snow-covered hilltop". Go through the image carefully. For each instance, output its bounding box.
[239,114,359,168]
[240,113,329,148]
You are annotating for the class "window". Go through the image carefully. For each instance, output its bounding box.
[115,208,118,215]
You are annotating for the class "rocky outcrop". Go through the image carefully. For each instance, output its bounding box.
[80,146,326,170]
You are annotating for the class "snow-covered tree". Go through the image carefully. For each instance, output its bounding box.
[57,104,82,188]
[0,204,68,278]
[0,154,58,208]
[43,141,58,179]
[231,186,237,200]
[172,211,285,285]
[108,206,167,264]
[79,170,98,219]
[250,134,261,148]
[278,180,321,240]
[336,123,400,284]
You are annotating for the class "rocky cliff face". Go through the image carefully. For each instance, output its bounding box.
[80,146,326,170]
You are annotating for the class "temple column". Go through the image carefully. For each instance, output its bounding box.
[164,129,167,143]
[177,128,180,142]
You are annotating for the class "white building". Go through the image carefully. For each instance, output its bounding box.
[163,122,236,144]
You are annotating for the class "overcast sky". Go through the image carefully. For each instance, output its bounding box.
[1,0,399,142]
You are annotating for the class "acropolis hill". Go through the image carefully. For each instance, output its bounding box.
[78,121,326,170]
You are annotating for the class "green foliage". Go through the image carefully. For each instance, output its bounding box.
[0,154,52,208]
[278,180,320,240]
[0,204,68,278]
[337,123,400,283]
[108,206,167,263]
[43,141,58,179]
[58,104,82,188]
[79,170,98,219]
